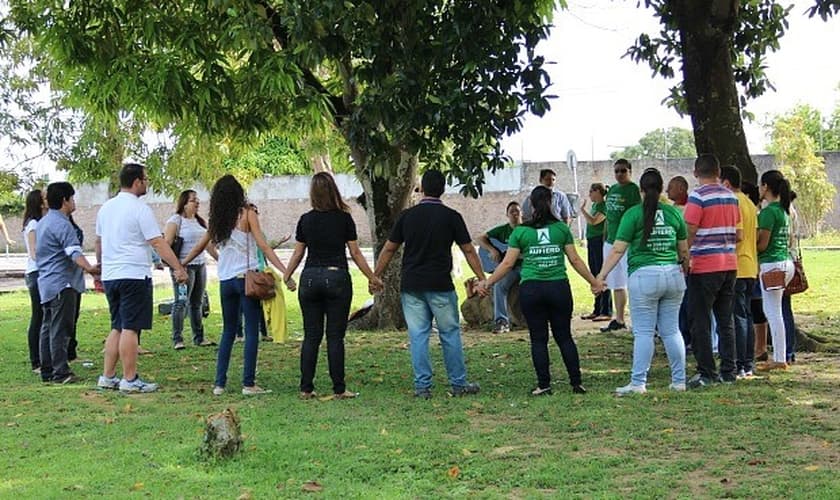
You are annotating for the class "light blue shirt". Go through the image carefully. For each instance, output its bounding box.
[522,190,573,222]
[35,209,84,304]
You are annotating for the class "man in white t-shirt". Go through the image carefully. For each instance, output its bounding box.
[95,163,188,393]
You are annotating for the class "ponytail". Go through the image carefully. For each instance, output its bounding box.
[639,169,664,245]
[760,170,791,214]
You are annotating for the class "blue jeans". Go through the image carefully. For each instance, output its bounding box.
[627,265,686,386]
[170,264,207,345]
[215,278,262,388]
[401,291,468,390]
[734,278,755,372]
[493,266,520,323]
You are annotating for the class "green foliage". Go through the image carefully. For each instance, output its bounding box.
[0,166,47,217]
[626,1,791,115]
[609,127,696,161]
[768,111,837,236]
[6,0,559,198]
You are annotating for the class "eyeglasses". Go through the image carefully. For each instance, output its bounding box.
[614,168,628,174]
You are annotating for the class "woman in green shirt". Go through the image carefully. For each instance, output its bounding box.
[756,170,793,371]
[597,169,690,394]
[478,186,601,395]
[580,183,612,321]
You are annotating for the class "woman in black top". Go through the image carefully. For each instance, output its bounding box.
[284,173,383,399]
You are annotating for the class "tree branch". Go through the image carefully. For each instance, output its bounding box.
[256,0,350,126]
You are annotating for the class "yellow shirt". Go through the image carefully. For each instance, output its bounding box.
[735,191,758,278]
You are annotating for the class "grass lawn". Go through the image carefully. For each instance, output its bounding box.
[0,250,838,498]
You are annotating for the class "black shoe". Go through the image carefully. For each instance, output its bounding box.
[719,373,737,384]
[53,373,79,384]
[449,383,480,397]
[414,388,432,400]
[572,385,587,394]
[600,320,627,333]
[687,373,715,389]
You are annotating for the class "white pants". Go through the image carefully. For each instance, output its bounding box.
[760,260,794,363]
[603,241,628,290]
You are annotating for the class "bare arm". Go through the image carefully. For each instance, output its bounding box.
[95,237,102,266]
[735,228,743,243]
[484,249,520,287]
[206,241,219,261]
[27,230,37,260]
[566,243,599,286]
[757,229,771,253]
[163,221,178,245]
[348,240,377,280]
[283,242,306,283]
[247,208,287,273]
[150,236,187,280]
[677,239,689,274]
[373,240,401,277]
[597,240,629,282]
[686,223,698,249]
[0,216,13,245]
[181,232,210,266]
[459,242,486,281]
[74,254,99,274]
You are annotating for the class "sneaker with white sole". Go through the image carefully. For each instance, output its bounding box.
[615,383,647,395]
[97,374,120,390]
[241,385,272,396]
[119,376,159,393]
[669,382,687,392]
[212,386,225,396]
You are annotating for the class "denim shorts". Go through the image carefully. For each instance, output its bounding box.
[104,278,153,331]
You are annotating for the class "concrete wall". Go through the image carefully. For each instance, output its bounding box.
[4,154,838,249]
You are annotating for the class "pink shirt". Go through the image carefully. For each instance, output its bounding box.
[684,183,740,274]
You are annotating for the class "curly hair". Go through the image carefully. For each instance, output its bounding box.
[208,175,246,244]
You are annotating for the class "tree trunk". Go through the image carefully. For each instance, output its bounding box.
[350,150,418,330]
[675,0,758,183]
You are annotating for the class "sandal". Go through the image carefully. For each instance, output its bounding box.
[580,313,597,320]
[334,391,359,400]
[299,391,318,400]
[531,386,552,396]
[197,340,217,347]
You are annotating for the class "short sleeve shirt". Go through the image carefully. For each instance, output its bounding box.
[508,221,574,283]
[167,214,207,265]
[23,218,38,274]
[585,201,606,239]
[757,202,790,264]
[605,182,641,243]
[615,203,687,276]
[734,192,758,278]
[683,183,740,274]
[486,223,515,244]
[389,199,472,292]
[96,192,162,281]
[296,210,358,270]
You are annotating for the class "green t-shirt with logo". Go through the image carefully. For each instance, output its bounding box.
[757,202,790,263]
[486,223,515,244]
[605,182,641,243]
[508,221,574,283]
[615,203,687,276]
[585,201,607,239]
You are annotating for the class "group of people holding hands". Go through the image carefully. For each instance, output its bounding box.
[19,155,797,398]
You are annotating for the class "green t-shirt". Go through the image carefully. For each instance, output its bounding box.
[585,201,607,239]
[615,203,687,276]
[605,182,641,243]
[757,202,790,263]
[508,221,574,283]
[486,223,515,244]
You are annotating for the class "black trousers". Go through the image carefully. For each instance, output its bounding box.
[298,267,353,394]
[688,271,737,379]
[519,279,582,389]
[586,236,612,316]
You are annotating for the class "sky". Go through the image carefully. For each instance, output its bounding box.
[501,0,840,163]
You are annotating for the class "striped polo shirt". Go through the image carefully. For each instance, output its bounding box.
[684,183,740,274]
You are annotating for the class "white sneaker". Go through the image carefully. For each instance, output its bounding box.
[669,382,687,392]
[212,386,225,396]
[241,385,272,396]
[119,376,159,393]
[97,374,120,390]
[615,383,647,395]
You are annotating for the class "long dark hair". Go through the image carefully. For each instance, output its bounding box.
[208,175,247,244]
[760,170,791,214]
[310,172,349,212]
[640,169,663,245]
[175,189,207,228]
[525,186,557,228]
[22,190,44,228]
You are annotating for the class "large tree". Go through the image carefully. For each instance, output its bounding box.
[7,1,558,328]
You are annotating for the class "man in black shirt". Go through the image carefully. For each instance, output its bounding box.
[374,170,486,399]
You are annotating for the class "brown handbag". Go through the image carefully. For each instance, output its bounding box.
[784,241,808,296]
[243,231,276,300]
[760,268,786,291]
